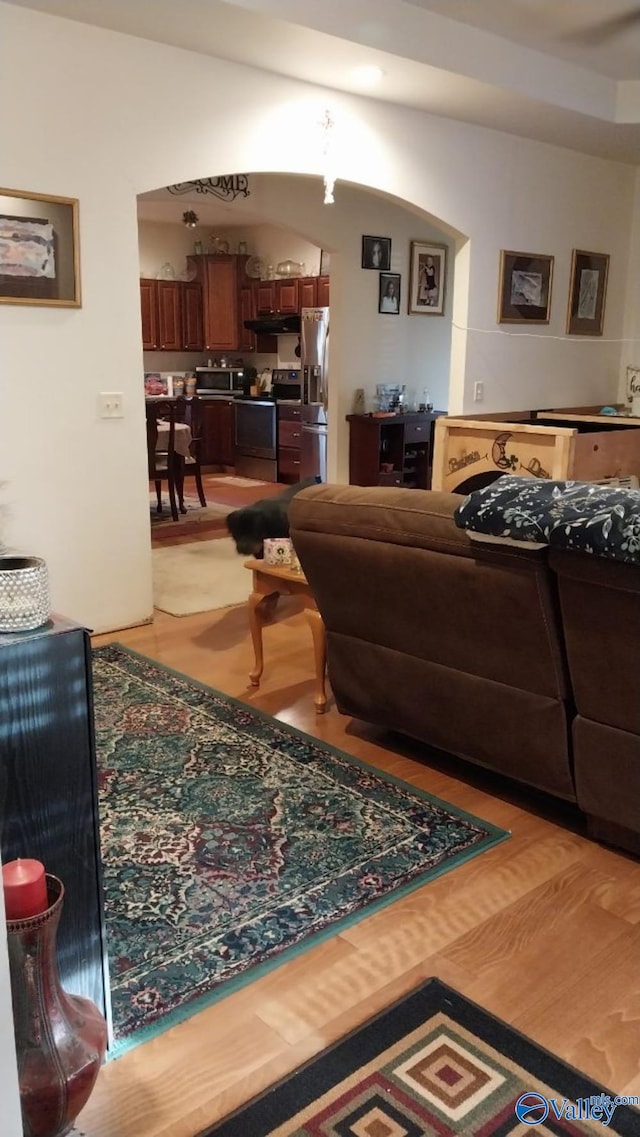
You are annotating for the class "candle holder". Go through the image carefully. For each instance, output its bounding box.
[6,874,108,1137]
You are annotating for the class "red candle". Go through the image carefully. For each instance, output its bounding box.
[2,858,49,920]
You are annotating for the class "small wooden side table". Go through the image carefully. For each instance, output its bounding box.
[244,558,327,713]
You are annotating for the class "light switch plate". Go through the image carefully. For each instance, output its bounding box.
[473,382,484,402]
[98,392,124,418]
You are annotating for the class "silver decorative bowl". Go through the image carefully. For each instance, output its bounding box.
[0,556,50,633]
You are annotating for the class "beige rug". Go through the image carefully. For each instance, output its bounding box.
[152,538,250,616]
[149,493,231,529]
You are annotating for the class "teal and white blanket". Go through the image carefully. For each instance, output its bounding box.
[453,476,640,564]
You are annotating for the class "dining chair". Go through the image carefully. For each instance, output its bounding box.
[146,400,179,521]
[174,395,207,512]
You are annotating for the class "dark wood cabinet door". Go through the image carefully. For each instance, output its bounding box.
[140,279,158,350]
[201,400,235,467]
[255,281,276,313]
[239,285,256,353]
[317,276,330,307]
[182,282,203,350]
[0,619,111,1025]
[298,278,318,309]
[276,279,299,314]
[203,257,239,352]
[157,281,182,351]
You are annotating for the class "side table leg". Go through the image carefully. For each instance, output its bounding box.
[247,591,266,686]
[247,590,279,686]
[304,608,327,714]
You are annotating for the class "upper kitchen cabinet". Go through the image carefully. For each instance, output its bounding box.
[188,254,250,353]
[182,281,204,351]
[255,281,276,314]
[275,279,299,314]
[140,279,159,350]
[317,275,330,307]
[157,280,182,351]
[139,279,203,351]
[298,277,317,309]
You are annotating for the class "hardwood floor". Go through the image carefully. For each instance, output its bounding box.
[79,598,640,1136]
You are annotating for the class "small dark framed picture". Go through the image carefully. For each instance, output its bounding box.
[498,250,554,324]
[362,235,391,271]
[378,272,401,314]
[566,249,609,336]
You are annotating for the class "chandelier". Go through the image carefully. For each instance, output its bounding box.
[182,210,199,228]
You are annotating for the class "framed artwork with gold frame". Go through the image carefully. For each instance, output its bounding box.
[0,187,81,307]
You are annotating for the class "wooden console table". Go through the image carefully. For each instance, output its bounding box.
[244,559,327,713]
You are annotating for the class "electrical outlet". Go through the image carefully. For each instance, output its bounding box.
[98,392,124,418]
[473,382,484,402]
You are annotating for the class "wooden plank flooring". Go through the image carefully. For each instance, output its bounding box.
[78,600,640,1137]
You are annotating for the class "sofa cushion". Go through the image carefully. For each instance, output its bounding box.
[454,475,640,564]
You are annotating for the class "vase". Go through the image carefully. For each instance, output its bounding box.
[0,556,50,633]
[6,875,108,1137]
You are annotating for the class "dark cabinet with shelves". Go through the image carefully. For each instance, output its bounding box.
[347,412,443,490]
[201,399,235,467]
[0,617,111,1027]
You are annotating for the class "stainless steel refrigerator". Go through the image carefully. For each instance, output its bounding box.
[300,306,329,482]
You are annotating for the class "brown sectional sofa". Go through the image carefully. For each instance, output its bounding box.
[288,484,640,855]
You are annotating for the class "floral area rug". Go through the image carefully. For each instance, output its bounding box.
[201,979,640,1135]
[92,646,509,1057]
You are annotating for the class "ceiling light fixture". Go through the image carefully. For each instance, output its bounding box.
[319,108,336,205]
[182,210,199,228]
[352,65,385,88]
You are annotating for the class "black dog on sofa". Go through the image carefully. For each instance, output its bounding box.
[226,478,321,558]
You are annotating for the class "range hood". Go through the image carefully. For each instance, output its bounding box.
[244,313,301,335]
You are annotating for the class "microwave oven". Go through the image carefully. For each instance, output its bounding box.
[195,367,247,395]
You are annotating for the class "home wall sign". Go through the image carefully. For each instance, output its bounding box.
[166,176,251,202]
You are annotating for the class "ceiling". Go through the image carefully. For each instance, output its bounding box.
[6,0,640,163]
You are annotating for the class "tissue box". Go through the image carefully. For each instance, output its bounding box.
[263,538,293,566]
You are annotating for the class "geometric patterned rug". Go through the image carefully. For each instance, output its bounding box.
[201,979,640,1135]
[91,646,509,1058]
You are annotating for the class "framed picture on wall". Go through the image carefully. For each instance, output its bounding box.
[498,250,553,324]
[362,235,391,271]
[566,249,609,336]
[408,241,447,315]
[0,187,80,307]
[378,272,401,314]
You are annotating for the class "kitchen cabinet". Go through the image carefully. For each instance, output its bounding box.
[317,275,330,307]
[187,254,252,354]
[182,281,204,350]
[275,279,299,314]
[157,280,182,351]
[139,279,203,351]
[0,617,111,1027]
[201,399,235,468]
[140,279,159,350]
[239,283,256,353]
[255,281,276,314]
[347,412,443,490]
[278,404,302,482]
[255,276,330,315]
[299,277,317,308]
